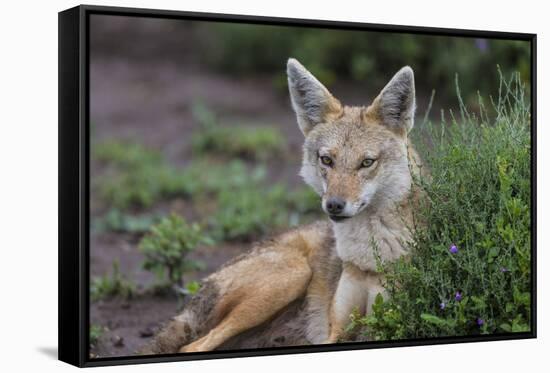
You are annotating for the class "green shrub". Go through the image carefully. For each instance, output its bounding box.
[194,23,530,105]
[192,125,285,160]
[211,184,287,240]
[92,209,159,233]
[94,141,193,209]
[210,184,321,241]
[350,71,531,340]
[94,141,161,168]
[89,324,104,347]
[93,138,275,209]
[184,280,201,296]
[287,186,322,215]
[138,214,212,287]
[90,261,136,302]
[93,134,322,241]
[191,102,285,160]
[177,159,267,197]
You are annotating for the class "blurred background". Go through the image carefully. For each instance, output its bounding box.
[88,14,531,358]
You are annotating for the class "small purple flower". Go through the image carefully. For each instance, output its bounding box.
[500,267,509,273]
[475,38,489,52]
[439,302,446,310]
[476,318,485,326]
[449,244,458,254]
[455,291,462,301]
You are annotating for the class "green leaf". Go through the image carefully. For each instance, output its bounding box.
[421,313,447,327]
[185,281,201,295]
[511,323,530,333]
[487,247,500,263]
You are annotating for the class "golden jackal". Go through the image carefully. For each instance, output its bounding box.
[141,58,424,354]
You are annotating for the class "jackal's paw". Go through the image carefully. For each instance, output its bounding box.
[178,345,193,353]
[178,341,202,353]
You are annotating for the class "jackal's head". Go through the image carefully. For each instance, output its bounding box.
[287,58,416,222]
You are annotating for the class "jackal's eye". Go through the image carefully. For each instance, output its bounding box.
[361,158,375,168]
[320,155,333,167]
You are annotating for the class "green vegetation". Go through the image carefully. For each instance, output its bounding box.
[348,72,531,340]
[94,141,189,209]
[212,184,286,241]
[287,187,323,216]
[90,261,136,302]
[192,23,530,106]
[175,159,267,198]
[138,214,212,288]
[94,140,161,167]
[192,124,285,160]
[89,324,104,347]
[93,122,286,224]
[211,184,319,241]
[191,102,285,160]
[184,280,201,296]
[94,138,268,210]
[93,133,321,240]
[92,209,159,233]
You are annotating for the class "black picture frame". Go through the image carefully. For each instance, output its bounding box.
[58,4,537,368]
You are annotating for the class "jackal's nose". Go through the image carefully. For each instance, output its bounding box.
[325,197,346,215]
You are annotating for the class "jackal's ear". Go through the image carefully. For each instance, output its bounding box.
[368,66,416,134]
[287,58,343,136]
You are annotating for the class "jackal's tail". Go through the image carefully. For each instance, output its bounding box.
[139,279,220,355]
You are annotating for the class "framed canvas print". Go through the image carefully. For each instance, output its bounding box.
[58,4,537,367]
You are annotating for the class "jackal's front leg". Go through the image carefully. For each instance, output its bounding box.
[325,264,385,343]
[325,264,366,343]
